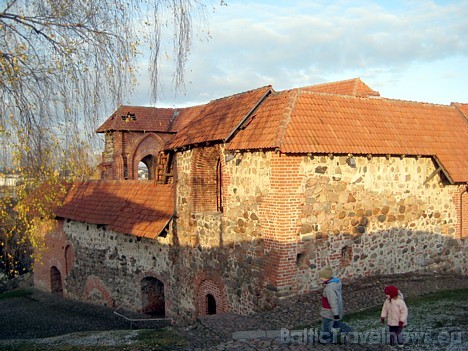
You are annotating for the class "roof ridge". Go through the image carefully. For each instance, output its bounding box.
[274,89,299,149]
[298,89,456,107]
[352,78,359,96]
[207,85,273,104]
[224,87,273,143]
[304,77,360,89]
[374,96,454,107]
[451,103,468,123]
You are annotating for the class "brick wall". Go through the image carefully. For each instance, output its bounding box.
[455,185,468,238]
[100,131,172,180]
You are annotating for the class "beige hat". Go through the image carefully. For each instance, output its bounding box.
[319,267,334,280]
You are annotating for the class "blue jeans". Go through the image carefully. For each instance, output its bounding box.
[321,317,353,338]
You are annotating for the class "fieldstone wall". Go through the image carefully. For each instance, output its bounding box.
[294,154,467,293]
[174,148,466,314]
[61,220,200,322]
[174,147,276,315]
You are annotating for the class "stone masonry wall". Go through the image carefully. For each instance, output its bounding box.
[293,154,467,294]
[175,148,466,312]
[61,220,198,321]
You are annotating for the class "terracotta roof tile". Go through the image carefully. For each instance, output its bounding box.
[301,78,380,97]
[453,103,468,121]
[96,106,175,133]
[167,86,273,149]
[226,90,294,150]
[96,105,206,133]
[55,181,174,238]
[169,104,207,132]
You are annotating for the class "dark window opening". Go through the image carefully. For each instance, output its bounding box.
[50,266,63,295]
[206,294,217,315]
[296,252,310,268]
[121,113,137,121]
[341,245,352,264]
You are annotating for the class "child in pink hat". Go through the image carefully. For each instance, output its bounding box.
[380,285,408,347]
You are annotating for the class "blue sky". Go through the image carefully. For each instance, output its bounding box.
[128,0,467,108]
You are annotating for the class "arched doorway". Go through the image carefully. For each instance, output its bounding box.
[206,293,217,315]
[50,266,63,295]
[196,277,227,316]
[138,160,149,180]
[141,277,165,316]
[138,155,155,180]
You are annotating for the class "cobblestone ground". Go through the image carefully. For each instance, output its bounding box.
[0,273,467,351]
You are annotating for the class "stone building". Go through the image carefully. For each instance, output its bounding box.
[34,78,468,323]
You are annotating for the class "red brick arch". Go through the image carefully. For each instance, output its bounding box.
[194,271,228,316]
[83,276,114,307]
[130,134,166,180]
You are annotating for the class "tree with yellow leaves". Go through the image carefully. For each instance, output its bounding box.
[0,0,224,278]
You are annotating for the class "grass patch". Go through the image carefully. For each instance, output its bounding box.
[0,289,32,300]
[300,288,468,333]
[405,288,468,306]
[127,328,187,349]
[343,288,468,335]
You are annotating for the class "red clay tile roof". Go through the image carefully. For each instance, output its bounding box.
[453,103,468,121]
[227,89,468,183]
[169,104,207,132]
[55,181,174,238]
[96,105,205,133]
[226,90,296,150]
[166,86,273,149]
[301,78,380,97]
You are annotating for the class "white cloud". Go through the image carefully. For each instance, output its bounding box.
[128,0,468,107]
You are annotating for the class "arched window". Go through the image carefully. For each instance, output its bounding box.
[138,160,150,180]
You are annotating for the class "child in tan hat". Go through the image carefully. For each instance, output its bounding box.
[319,267,352,342]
